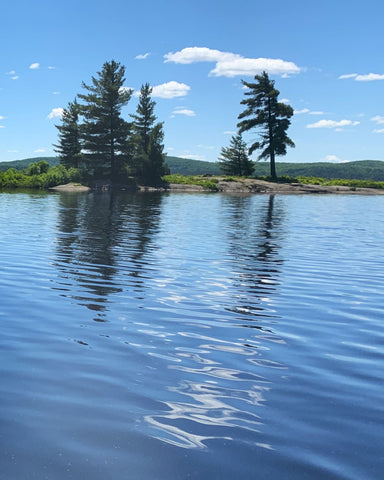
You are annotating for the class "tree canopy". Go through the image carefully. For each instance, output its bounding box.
[78,60,132,182]
[237,71,294,179]
[54,61,169,187]
[219,134,254,176]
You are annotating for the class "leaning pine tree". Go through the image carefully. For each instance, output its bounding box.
[219,133,254,176]
[54,99,82,169]
[237,71,294,179]
[78,60,132,182]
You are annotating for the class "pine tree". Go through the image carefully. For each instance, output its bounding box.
[78,60,132,182]
[237,71,294,179]
[131,83,167,185]
[54,99,82,168]
[219,134,254,176]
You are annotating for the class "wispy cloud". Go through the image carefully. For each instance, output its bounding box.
[151,81,190,98]
[294,108,324,115]
[6,70,19,80]
[164,47,300,78]
[47,107,64,119]
[371,115,384,125]
[323,154,349,163]
[339,72,384,81]
[34,148,46,153]
[223,130,237,135]
[179,153,206,161]
[172,108,196,117]
[29,63,40,70]
[135,53,150,60]
[373,128,384,133]
[307,119,360,129]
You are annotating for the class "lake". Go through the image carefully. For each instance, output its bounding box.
[0,190,383,479]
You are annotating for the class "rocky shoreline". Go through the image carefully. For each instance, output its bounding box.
[50,179,384,195]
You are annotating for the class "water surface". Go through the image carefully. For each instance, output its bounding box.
[1,191,383,479]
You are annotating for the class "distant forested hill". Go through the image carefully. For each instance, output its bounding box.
[0,157,59,172]
[1,156,384,181]
[165,158,384,181]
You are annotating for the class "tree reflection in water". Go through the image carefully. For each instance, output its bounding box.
[222,194,285,326]
[53,191,163,321]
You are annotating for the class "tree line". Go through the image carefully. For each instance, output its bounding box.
[54,60,169,187]
[55,62,294,185]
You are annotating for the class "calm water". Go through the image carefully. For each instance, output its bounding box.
[0,190,383,479]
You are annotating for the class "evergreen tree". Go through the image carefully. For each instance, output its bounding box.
[131,83,167,185]
[78,60,132,182]
[54,99,82,168]
[219,134,254,176]
[237,71,294,179]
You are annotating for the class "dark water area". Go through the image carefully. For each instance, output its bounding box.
[0,190,383,479]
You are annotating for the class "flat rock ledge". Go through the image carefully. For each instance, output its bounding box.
[168,179,384,195]
[50,183,90,192]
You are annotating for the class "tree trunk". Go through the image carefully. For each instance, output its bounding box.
[270,149,277,179]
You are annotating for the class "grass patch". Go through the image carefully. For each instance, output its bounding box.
[163,174,219,191]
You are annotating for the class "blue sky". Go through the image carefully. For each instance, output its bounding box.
[1,0,384,164]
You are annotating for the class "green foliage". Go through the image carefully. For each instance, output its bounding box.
[238,71,294,179]
[0,163,81,189]
[54,99,82,168]
[130,84,168,185]
[78,60,132,181]
[26,160,50,175]
[219,134,254,176]
[162,174,219,191]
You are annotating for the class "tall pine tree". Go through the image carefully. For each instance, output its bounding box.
[219,134,254,176]
[54,99,82,168]
[131,83,167,185]
[78,60,132,182]
[237,71,294,179]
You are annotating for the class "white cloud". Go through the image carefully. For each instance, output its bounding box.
[373,128,384,133]
[135,53,150,60]
[338,73,358,80]
[323,154,349,163]
[152,81,190,98]
[339,72,384,81]
[164,46,300,78]
[211,57,300,78]
[179,153,206,161]
[47,107,64,119]
[307,119,360,129]
[0,115,4,120]
[280,98,290,104]
[52,91,61,95]
[29,63,40,70]
[294,108,324,115]
[7,149,19,153]
[223,130,237,135]
[0,125,5,129]
[119,86,134,94]
[172,108,196,117]
[34,148,46,153]
[371,115,384,124]
[6,70,19,80]
[48,66,55,70]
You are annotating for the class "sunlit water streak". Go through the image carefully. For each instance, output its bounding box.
[0,191,383,479]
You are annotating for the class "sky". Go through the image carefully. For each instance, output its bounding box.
[1,0,384,165]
